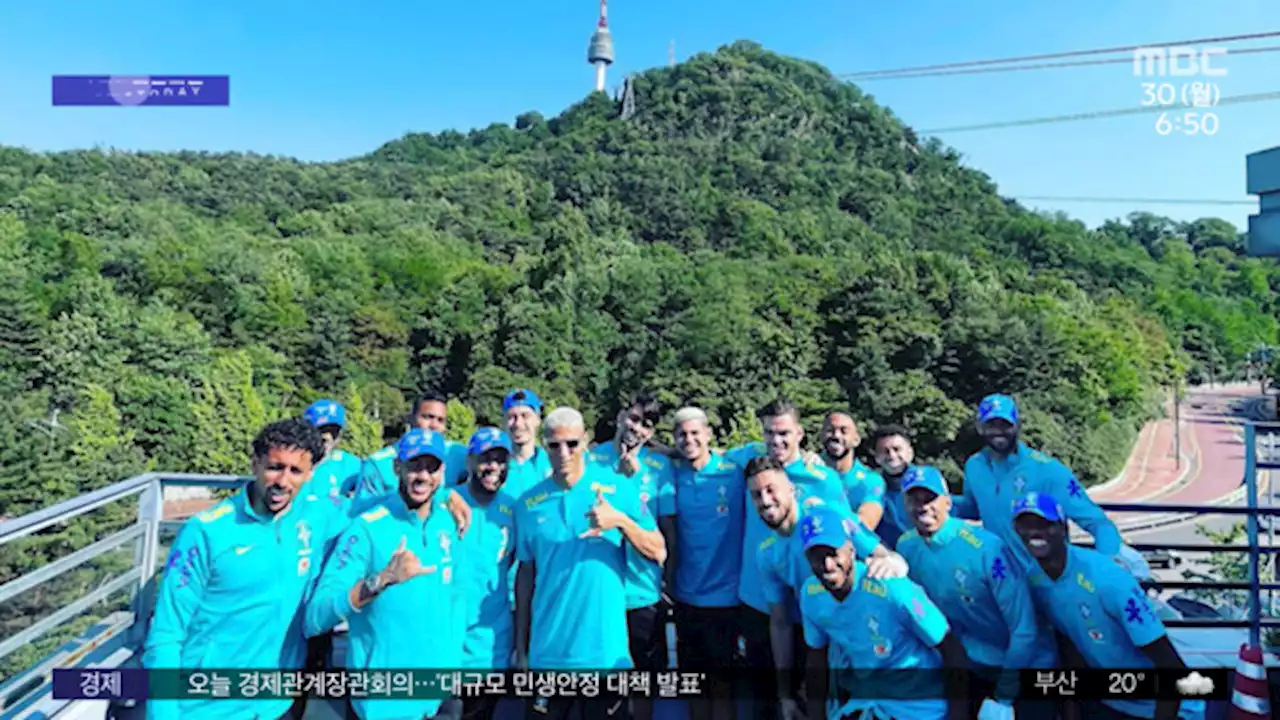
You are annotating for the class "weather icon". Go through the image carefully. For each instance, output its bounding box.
[1175,672,1214,696]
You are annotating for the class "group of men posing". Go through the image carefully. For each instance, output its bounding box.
[143,388,1203,720]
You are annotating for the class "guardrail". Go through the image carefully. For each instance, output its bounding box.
[2,423,1280,714]
[0,472,249,717]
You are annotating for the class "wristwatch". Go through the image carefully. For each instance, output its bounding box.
[363,572,387,596]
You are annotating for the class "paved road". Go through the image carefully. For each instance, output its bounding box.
[1092,384,1257,530]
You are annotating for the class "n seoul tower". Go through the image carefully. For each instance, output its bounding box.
[586,0,615,93]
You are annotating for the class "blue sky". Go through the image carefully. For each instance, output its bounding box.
[0,0,1275,229]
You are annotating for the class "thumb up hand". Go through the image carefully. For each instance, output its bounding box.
[581,489,625,537]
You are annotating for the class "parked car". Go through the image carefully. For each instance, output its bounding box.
[1142,549,1184,569]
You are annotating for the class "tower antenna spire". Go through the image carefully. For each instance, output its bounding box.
[587,0,615,92]
[669,39,676,67]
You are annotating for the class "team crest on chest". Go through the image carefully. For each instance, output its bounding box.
[1013,475,1027,494]
[867,615,892,658]
[296,521,313,575]
[716,485,729,515]
[954,568,974,603]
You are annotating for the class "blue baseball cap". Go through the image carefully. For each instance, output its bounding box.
[396,428,447,463]
[503,389,543,415]
[902,465,949,497]
[469,427,513,456]
[304,399,346,428]
[800,506,857,552]
[977,394,1018,425]
[1012,492,1065,523]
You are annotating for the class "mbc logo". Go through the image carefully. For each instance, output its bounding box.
[1132,46,1228,77]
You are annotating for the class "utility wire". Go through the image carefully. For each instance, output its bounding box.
[1014,196,1255,206]
[841,30,1280,79]
[918,90,1280,134]
[846,45,1280,81]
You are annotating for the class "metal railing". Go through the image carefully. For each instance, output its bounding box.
[2,424,1280,714]
[0,472,250,717]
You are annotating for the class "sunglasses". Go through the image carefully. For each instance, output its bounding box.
[545,438,584,452]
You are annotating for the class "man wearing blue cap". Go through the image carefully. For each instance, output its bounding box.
[502,388,551,499]
[727,398,893,720]
[588,392,677,720]
[955,393,1122,565]
[749,455,908,720]
[301,399,364,516]
[455,427,517,720]
[897,465,1036,720]
[358,390,474,535]
[956,393,1124,674]
[360,391,470,498]
[145,419,337,720]
[298,399,366,673]
[305,427,465,720]
[1012,492,1197,720]
[796,505,971,720]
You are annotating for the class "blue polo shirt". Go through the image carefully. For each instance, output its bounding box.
[897,518,1037,701]
[1028,546,1205,719]
[875,471,912,551]
[758,499,882,622]
[672,451,747,608]
[514,463,650,669]
[455,483,519,670]
[829,457,887,515]
[505,446,552,501]
[727,444,858,614]
[589,442,676,609]
[799,564,952,720]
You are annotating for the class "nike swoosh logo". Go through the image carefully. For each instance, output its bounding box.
[235,546,252,555]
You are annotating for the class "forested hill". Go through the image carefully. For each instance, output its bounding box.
[0,40,1276,522]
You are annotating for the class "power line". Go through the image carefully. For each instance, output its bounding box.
[1014,196,1255,206]
[841,30,1280,79]
[918,90,1280,134]
[845,45,1280,82]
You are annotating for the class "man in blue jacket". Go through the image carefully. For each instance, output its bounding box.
[143,418,337,720]
[305,428,464,720]
[896,465,1036,720]
[1012,491,1200,720]
[953,393,1124,672]
[302,399,364,517]
[455,427,518,720]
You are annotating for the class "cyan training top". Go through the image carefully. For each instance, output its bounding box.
[304,491,463,720]
[144,487,342,720]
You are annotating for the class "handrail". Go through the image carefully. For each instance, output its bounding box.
[0,472,247,545]
[1097,502,1280,515]
[3,431,1280,714]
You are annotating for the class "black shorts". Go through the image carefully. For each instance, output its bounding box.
[627,603,669,671]
[673,602,738,670]
[737,604,807,720]
[460,694,499,720]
